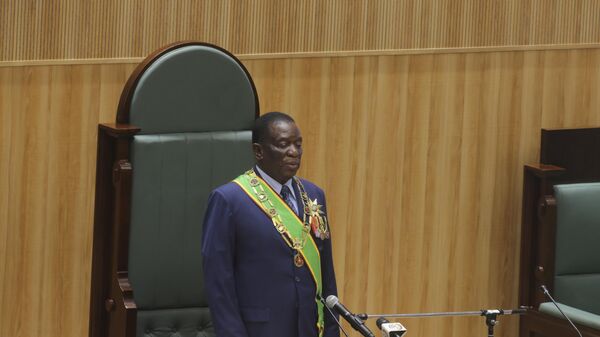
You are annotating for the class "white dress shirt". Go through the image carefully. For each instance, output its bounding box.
[255,165,299,214]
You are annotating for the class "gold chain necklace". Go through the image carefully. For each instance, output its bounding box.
[247,170,312,250]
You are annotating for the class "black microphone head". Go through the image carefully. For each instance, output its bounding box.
[325,295,339,309]
[376,317,389,329]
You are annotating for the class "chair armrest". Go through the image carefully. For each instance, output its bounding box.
[100,123,141,137]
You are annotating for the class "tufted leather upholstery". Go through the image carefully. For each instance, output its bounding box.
[137,308,214,337]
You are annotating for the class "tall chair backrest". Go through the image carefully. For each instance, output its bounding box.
[127,43,258,337]
[553,183,600,315]
[89,42,259,337]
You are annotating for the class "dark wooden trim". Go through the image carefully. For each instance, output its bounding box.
[523,164,566,177]
[519,166,539,309]
[100,123,142,136]
[119,271,137,337]
[536,195,556,296]
[116,41,260,124]
[541,126,600,132]
[112,159,134,273]
[89,125,140,337]
[519,165,565,309]
[106,272,137,337]
[89,126,115,337]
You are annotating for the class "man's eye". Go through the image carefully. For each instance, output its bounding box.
[278,142,288,148]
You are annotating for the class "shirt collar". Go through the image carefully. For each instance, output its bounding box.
[255,165,296,200]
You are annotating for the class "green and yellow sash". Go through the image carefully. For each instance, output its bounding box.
[234,169,325,336]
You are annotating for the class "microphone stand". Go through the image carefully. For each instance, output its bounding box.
[356,307,528,337]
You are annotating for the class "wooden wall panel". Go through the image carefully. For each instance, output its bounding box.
[1,48,600,337]
[3,0,600,61]
[244,49,600,335]
[0,63,137,337]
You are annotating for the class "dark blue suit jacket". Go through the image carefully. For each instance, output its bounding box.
[202,173,339,337]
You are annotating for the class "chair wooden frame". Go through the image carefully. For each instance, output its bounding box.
[519,127,600,337]
[88,41,259,337]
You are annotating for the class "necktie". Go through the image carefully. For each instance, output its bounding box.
[280,185,297,214]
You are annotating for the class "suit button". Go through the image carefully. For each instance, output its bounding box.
[295,276,301,282]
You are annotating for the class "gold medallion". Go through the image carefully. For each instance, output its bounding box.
[268,208,278,216]
[249,178,259,186]
[294,253,305,267]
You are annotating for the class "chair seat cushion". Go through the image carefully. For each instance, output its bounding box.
[539,301,600,330]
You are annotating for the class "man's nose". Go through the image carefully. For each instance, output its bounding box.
[287,145,300,156]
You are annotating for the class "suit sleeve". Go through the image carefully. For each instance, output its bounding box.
[201,190,249,337]
[320,192,341,337]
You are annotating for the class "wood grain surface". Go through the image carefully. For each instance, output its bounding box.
[1,48,600,337]
[2,0,600,61]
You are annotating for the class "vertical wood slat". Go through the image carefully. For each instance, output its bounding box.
[2,47,600,337]
[3,0,600,61]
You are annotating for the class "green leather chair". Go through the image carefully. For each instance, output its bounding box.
[519,127,600,337]
[538,183,600,329]
[89,42,259,337]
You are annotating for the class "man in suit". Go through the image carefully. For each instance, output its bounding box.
[202,112,339,337]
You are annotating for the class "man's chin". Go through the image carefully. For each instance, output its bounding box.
[282,165,300,179]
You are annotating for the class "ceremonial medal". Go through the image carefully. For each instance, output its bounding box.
[294,252,305,267]
[305,197,329,239]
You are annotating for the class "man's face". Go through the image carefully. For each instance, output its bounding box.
[254,120,303,184]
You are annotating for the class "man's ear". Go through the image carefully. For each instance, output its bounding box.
[252,143,263,161]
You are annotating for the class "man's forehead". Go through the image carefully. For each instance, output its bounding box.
[268,120,301,138]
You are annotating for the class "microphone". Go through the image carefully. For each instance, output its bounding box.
[319,295,350,337]
[376,317,407,337]
[325,295,375,337]
[540,285,583,337]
